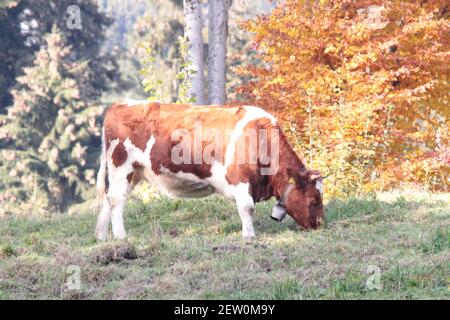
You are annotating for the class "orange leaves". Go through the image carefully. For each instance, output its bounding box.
[237,0,450,195]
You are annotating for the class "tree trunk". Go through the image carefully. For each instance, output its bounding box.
[208,0,231,105]
[183,0,206,105]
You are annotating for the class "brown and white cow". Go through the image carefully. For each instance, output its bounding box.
[95,100,324,240]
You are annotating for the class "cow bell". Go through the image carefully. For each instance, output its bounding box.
[270,204,287,222]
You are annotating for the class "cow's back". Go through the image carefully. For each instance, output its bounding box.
[102,101,279,199]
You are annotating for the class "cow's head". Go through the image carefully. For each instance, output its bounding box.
[273,168,325,229]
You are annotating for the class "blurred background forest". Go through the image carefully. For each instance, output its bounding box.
[0,0,448,217]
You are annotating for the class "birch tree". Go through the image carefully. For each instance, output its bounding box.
[208,0,232,105]
[183,0,206,105]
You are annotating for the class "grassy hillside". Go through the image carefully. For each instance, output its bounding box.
[0,191,449,299]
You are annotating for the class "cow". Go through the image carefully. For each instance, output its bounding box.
[95,100,324,240]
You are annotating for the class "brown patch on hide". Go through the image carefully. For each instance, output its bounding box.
[126,172,133,184]
[112,141,127,167]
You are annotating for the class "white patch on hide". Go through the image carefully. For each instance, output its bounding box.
[107,137,155,200]
[122,98,160,106]
[315,180,323,195]
[224,106,277,167]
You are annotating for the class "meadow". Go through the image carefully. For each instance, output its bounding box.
[1,0,448,302]
[0,191,448,299]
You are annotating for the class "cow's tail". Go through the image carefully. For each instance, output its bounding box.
[96,126,108,210]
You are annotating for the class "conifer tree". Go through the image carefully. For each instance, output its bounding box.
[0,27,103,216]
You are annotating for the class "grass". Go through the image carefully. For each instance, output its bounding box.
[0,191,449,299]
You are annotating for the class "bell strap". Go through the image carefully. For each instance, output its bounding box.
[277,184,295,207]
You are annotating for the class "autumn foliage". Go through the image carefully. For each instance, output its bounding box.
[238,0,449,196]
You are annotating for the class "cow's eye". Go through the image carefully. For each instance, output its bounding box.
[310,198,318,206]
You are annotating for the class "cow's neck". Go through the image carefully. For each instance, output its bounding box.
[269,133,307,200]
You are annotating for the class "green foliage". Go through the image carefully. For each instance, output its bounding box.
[0,28,103,216]
[133,0,184,102]
[135,0,273,103]
[175,36,196,104]
[139,44,165,100]
[139,35,196,104]
[0,0,117,113]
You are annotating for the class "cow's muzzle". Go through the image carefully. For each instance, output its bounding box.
[270,204,287,222]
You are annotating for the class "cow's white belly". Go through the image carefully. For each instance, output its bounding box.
[143,167,216,199]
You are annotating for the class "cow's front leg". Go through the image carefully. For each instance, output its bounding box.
[107,178,130,240]
[235,191,256,238]
[96,197,111,241]
[109,196,126,240]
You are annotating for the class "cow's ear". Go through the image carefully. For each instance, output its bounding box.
[297,170,309,188]
[309,170,322,182]
[285,167,299,184]
[285,167,298,180]
[285,167,307,188]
